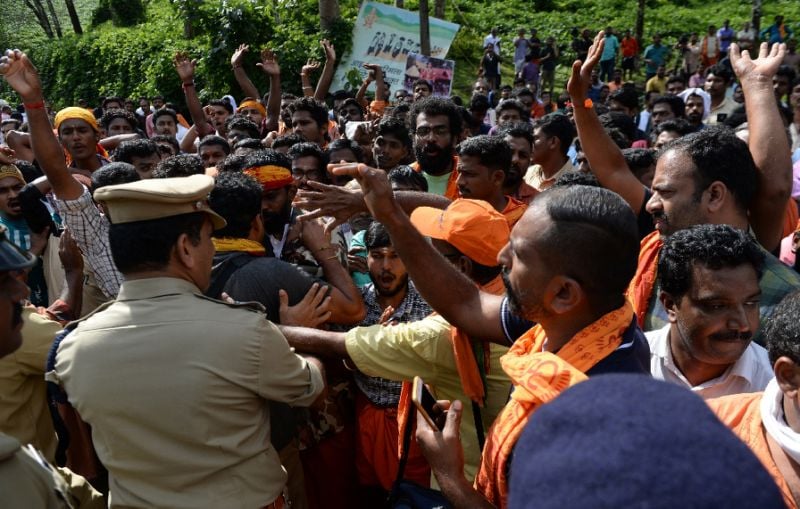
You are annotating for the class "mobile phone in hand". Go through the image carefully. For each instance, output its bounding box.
[412,376,445,431]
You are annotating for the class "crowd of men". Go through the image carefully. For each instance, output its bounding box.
[0,13,800,508]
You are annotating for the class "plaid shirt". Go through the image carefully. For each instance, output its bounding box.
[54,187,122,299]
[353,280,433,407]
[643,248,800,345]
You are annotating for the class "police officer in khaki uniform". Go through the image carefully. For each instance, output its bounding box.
[0,224,102,509]
[50,175,325,508]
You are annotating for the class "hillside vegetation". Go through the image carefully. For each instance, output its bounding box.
[1,0,799,107]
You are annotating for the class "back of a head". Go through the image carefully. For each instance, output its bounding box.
[653,118,693,139]
[153,154,205,178]
[457,135,512,175]
[114,139,158,164]
[660,126,758,213]
[622,148,656,174]
[244,149,292,170]
[209,172,262,238]
[91,162,141,192]
[534,114,575,157]
[508,374,785,509]
[657,224,765,300]
[225,116,261,139]
[536,186,639,307]
[388,166,428,192]
[271,133,304,152]
[764,291,800,365]
[496,122,534,145]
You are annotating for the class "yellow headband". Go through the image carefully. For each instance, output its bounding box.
[237,100,267,117]
[54,107,99,133]
[244,165,293,191]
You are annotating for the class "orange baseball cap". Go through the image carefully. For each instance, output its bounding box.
[410,199,510,267]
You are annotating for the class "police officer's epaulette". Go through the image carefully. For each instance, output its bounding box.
[193,293,266,313]
[62,299,116,332]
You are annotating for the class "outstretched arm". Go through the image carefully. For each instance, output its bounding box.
[314,39,337,101]
[731,42,792,252]
[567,32,645,213]
[0,49,83,200]
[279,325,350,360]
[258,48,282,133]
[326,164,508,344]
[174,52,213,138]
[231,44,262,101]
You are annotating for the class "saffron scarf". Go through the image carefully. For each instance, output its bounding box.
[626,230,663,328]
[396,274,505,458]
[474,302,633,507]
[212,237,266,256]
[411,155,460,201]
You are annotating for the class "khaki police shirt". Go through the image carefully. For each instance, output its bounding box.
[52,277,324,509]
[0,307,61,462]
[0,432,103,509]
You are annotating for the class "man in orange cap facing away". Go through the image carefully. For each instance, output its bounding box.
[277,199,514,490]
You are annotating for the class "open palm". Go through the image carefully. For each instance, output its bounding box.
[730,42,786,84]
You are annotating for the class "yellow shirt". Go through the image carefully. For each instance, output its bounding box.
[0,307,61,461]
[346,315,511,481]
[524,159,576,192]
[52,277,324,509]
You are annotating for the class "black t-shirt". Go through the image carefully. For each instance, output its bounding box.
[539,46,556,70]
[211,252,320,323]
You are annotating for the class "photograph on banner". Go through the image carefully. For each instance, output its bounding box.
[331,1,460,91]
[403,53,454,97]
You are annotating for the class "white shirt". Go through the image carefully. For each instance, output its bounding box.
[484,34,501,55]
[646,324,773,399]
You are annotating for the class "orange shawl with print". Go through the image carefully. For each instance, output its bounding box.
[396,274,505,458]
[474,302,634,508]
[708,393,796,509]
[411,155,460,201]
[626,230,663,328]
[501,196,527,228]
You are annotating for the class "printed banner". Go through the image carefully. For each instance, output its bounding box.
[331,2,460,92]
[403,53,454,97]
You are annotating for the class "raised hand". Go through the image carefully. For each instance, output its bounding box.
[257,48,281,76]
[363,62,383,81]
[730,42,786,86]
[301,59,321,76]
[231,44,249,68]
[299,216,334,254]
[173,51,197,83]
[321,39,336,62]
[329,163,398,223]
[567,31,605,101]
[294,179,367,235]
[0,49,44,101]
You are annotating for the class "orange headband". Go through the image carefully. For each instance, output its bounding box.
[237,100,267,117]
[244,165,293,191]
[54,107,99,133]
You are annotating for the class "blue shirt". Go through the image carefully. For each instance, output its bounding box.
[643,44,670,73]
[601,35,620,61]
